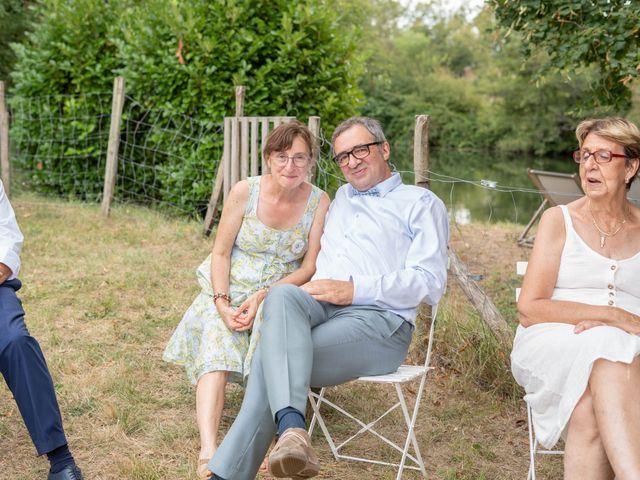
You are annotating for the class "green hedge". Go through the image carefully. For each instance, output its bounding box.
[9,0,360,213]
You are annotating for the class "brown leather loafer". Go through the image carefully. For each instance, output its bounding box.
[268,428,320,479]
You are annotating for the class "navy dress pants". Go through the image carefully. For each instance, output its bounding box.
[0,278,67,455]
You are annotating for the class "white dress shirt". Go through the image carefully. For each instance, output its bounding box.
[313,172,449,324]
[0,181,24,279]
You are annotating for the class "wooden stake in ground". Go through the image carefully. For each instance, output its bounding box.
[101,76,126,217]
[448,249,513,348]
[412,114,512,349]
[203,86,246,236]
[307,115,320,183]
[235,86,245,117]
[0,81,10,197]
[413,114,430,190]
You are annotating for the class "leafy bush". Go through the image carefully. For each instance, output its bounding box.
[359,7,599,156]
[0,0,32,87]
[9,0,124,200]
[490,0,640,111]
[9,0,361,212]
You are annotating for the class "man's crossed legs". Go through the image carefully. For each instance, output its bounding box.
[208,284,413,480]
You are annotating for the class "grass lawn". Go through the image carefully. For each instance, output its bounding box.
[0,194,563,479]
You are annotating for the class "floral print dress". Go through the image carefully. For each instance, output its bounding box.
[163,176,322,385]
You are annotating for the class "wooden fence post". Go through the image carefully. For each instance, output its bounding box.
[202,86,246,236]
[412,115,433,334]
[235,86,245,117]
[448,250,512,347]
[101,76,126,216]
[0,82,10,197]
[411,115,512,349]
[307,116,320,183]
[413,114,430,190]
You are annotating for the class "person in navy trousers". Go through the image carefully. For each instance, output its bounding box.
[0,180,83,480]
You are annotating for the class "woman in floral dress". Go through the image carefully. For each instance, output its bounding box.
[163,121,330,478]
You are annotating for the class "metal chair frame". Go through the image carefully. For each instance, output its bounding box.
[517,261,564,479]
[518,170,583,247]
[307,305,439,480]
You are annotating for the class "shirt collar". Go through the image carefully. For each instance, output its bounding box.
[348,172,402,198]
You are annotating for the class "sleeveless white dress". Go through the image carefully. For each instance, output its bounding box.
[511,205,640,448]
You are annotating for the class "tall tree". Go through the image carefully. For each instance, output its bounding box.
[489,0,640,110]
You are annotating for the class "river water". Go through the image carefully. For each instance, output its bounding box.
[393,148,578,225]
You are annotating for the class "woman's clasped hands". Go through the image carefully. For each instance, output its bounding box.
[219,289,268,332]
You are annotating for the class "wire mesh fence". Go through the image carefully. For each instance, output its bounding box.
[3,87,604,229]
[7,91,225,217]
[8,92,111,202]
[116,96,223,216]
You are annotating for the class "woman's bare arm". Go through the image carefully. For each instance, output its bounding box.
[518,205,640,332]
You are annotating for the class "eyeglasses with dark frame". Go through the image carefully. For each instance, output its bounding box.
[332,141,384,167]
[271,152,311,168]
[572,149,628,164]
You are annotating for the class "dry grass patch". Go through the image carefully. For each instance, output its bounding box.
[0,196,562,479]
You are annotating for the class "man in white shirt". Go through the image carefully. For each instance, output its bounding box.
[207,117,449,480]
[0,182,83,480]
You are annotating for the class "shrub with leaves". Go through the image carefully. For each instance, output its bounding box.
[9,0,361,211]
[489,0,640,111]
[0,0,33,87]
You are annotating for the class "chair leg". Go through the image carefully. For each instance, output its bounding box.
[308,388,340,459]
[308,389,321,436]
[309,379,430,476]
[395,380,427,479]
[527,404,536,480]
[518,199,547,246]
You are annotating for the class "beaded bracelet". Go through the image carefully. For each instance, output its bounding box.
[213,292,231,304]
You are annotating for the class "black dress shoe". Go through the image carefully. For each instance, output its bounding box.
[47,465,83,480]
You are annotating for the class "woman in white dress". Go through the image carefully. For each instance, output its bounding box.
[512,117,640,479]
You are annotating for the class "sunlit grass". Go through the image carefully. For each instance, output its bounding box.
[0,194,562,479]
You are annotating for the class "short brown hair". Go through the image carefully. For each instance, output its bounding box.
[576,117,640,188]
[263,120,317,162]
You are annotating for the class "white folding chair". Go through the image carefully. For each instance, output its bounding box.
[307,304,439,479]
[516,262,564,479]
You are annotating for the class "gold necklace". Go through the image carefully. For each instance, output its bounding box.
[587,200,626,248]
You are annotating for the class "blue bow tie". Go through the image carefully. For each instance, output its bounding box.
[353,187,380,197]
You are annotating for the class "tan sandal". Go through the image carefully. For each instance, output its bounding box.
[259,456,269,473]
[197,458,211,480]
[260,438,274,473]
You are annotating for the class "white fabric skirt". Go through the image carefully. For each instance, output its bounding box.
[511,323,640,448]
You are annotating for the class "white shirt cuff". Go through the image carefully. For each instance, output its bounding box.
[351,274,378,305]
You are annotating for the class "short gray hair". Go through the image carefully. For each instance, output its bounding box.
[331,117,387,151]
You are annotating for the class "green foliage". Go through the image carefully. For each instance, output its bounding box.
[9,0,124,200]
[0,0,33,87]
[9,0,361,211]
[476,20,601,156]
[358,5,597,155]
[116,0,361,126]
[489,0,640,111]
[11,0,122,95]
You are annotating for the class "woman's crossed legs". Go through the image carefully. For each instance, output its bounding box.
[565,356,640,480]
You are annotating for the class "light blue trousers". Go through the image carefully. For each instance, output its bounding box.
[208,284,413,480]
